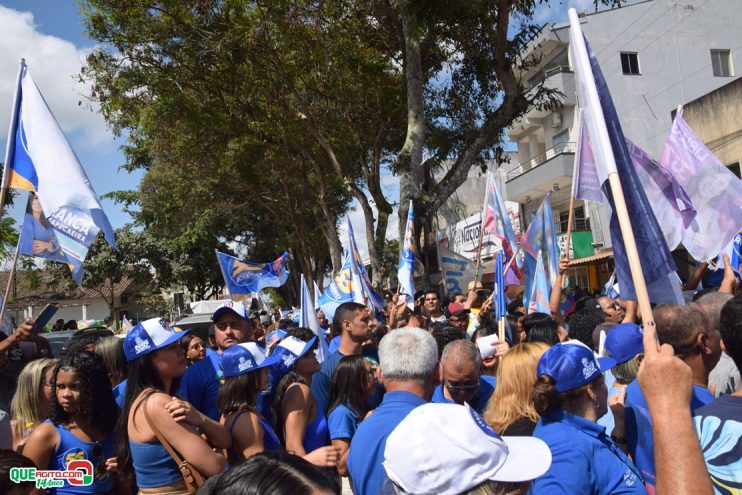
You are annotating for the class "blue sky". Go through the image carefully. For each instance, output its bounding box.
[0,1,142,235]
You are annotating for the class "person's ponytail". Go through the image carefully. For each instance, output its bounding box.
[532,375,560,417]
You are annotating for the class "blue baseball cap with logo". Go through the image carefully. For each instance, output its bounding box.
[537,341,617,393]
[269,336,317,383]
[212,300,249,323]
[221,342,281,378]
[604,323,644,365]
[124,318,191,361]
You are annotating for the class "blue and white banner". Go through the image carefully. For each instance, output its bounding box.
[299,274,329,363]
[437,243,476,296]
[3,65,116,283]
[398,201,415,309]
[569,13,682,304]
[216,251,289,296]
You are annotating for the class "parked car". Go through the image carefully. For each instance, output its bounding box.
[43,327,114,358]
[172,313,212,344]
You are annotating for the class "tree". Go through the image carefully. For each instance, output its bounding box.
[41,228,161,327]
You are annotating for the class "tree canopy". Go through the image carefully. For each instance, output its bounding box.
[80,0,619,294]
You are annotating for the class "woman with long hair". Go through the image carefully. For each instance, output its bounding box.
[118,319,228,494]
[484,343,548,436]
[528,341,644,494]
[327,355,374,476]
[218,342,283,463]
[10,358,56,452]
[179,334,206,366]
[23,351,122,494]
[95,337,128,387]
[271,335,339,468]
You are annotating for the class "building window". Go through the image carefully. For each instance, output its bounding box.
[620,52,640,75]
[711,49,733,77]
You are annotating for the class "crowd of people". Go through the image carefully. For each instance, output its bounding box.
[0,257,740,495]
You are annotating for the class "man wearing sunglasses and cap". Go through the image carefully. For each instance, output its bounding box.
[179,300,256,421]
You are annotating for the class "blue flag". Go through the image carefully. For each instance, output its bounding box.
[299,274,330,363]
[3,65,116,283]
[732,233,742,272]
[216,251,289,296]
[522,195,559,310]
[398,201,415,309]
[493,252,506,320]
[570,19,682,305]
[318,220,385,320]
[527,251,551,314]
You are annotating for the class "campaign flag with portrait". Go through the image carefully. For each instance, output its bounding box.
[2,64,116,283]
[483,172,520,273]
[216,251,289,296]
[660,109,742,262]
[18,193,67,264]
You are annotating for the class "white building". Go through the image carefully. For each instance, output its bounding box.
[504,0,742,288]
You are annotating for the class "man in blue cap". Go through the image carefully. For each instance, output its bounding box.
[179,300,256,421]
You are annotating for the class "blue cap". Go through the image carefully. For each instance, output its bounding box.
[221,342,281,378]
[269,336,317,385]
[604,323,644,365]
[212,300,249,323]
[124,318,191,361]
[537,341,617,393]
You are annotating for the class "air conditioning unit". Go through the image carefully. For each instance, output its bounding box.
[549,113,562,128]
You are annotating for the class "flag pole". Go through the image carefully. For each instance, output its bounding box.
[568,10,654,327]
[0,59,26,221]
[504,246,522,275]
[473,210,486,284]
[0,235,23,325]
[215,249,233,299]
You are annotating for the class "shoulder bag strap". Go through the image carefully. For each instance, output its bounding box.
[141,396,206,493]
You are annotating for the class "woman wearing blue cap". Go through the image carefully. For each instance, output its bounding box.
[218,341,284,462]
[271,334,340,469]
[529,341,645,495]
[119,318,229,494]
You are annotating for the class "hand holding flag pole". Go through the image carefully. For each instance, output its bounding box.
[568,9,655,330]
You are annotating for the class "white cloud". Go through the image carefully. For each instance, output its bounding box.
[0,6,112,148]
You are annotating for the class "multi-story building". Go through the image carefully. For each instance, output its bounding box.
[505,0,742,289]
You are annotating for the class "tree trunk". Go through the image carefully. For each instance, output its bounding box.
[396,10,426,249]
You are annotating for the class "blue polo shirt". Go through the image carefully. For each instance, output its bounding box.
[310,350,346,414]
[347,391,426,495]
[625,380,714,488]
[529,409,644,495]
[431,376,495,414]
[178,348,223,421]
[328,404,361,440]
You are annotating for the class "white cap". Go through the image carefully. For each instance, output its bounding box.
[383,403,551,494]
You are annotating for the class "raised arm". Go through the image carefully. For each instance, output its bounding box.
[639,321,713,495]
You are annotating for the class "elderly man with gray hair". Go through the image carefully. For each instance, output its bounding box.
[431,339,495,414]
[347,327,439,495]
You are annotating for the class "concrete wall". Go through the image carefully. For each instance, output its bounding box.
[680,77,742,167]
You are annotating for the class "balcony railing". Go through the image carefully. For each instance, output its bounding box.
[525,65,574,91]
[506,141,576,181]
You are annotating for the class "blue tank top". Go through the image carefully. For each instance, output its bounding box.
[47,421,115,495]
[303,398,330,452]
[129,441,183,488]
[227,410,282,462]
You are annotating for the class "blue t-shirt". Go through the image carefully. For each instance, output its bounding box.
[113,380,127,408]
[529,410,644,495]
[347,391,426,495]
[693,394,742,495]
[178,348,223,421]
[310,350,346,414]
[626,379,714,488]
[328,336,341,355]
[328,404,361,440]
[431,376,495,414]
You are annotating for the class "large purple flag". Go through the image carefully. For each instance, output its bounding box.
[570,25,683,304]
[627,139,696,250]
[573,115,603,203]
[660,110,742,261]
